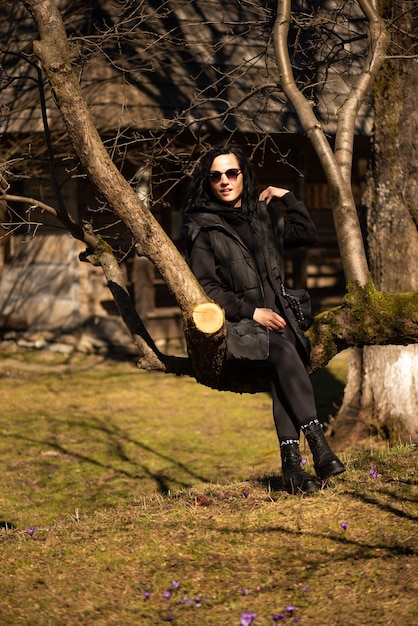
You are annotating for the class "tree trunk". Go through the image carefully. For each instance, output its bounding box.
[333,1,418,446]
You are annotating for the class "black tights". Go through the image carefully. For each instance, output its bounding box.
[251,327,317,442]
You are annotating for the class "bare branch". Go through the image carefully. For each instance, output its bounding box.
[335,0,390,182]
[20,0,212,317]
[273,0,370,286]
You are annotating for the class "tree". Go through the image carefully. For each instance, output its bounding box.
[332,0,418,444]
[1,1,417,435]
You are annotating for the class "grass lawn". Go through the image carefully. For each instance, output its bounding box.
[0,347,417,625]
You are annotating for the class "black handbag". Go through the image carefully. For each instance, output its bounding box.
[281,284,314,331]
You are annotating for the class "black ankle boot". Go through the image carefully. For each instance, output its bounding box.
[281,443,319,494]
[301,420,345,481]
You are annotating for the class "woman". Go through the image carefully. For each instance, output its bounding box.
[183,145,345,494]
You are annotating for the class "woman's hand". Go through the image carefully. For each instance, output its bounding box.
[259,186,289,205]
[253,308,287,331]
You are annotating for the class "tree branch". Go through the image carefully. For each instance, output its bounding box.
[335,0,390,183]
[20,0,228,381]
[273,0,370,286]
[20,0,207,312]
[1,191,192,374]
[308,280,418,372]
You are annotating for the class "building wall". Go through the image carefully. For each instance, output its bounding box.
[0,233,109,331]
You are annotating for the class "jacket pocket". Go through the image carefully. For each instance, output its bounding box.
[226,319,269,361]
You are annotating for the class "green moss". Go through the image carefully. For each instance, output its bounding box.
[344,278,418,340]
[308,278,417,371]
[308,306,343,360]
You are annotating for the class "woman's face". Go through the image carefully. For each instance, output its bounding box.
[209,154,243,207]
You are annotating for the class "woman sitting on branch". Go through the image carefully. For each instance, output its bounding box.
[183,145,345,495]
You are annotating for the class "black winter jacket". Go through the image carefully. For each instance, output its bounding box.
[184,192,318,363]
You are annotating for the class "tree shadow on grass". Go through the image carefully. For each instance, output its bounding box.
[256,477,418,523]
[310,367,346,426]
[257,474,286,493]
[3,421,210,496]
[344,488,418,521]
[215,519,416,560]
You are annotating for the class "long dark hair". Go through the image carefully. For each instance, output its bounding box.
[183,145,259,218]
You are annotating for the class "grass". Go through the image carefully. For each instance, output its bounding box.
[0,347,417,625]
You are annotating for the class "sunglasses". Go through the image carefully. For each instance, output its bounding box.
[208,168,241,184]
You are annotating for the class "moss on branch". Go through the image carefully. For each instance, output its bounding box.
[309,278,418,372]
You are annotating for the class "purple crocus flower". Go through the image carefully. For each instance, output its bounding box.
[369,469,378,480]
[341,521,349,531]
[240,611,258,626]
[301,458,307,466]
[143,591,151,600]
[243,490,249,498]
[272,613,287,622]
[163,590,171,600]
[241,588,250,596]
[27,527,36,536]
[286,605,296,613]
[171,580,180,590]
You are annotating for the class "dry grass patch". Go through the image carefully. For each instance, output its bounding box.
[0,348,417,625]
